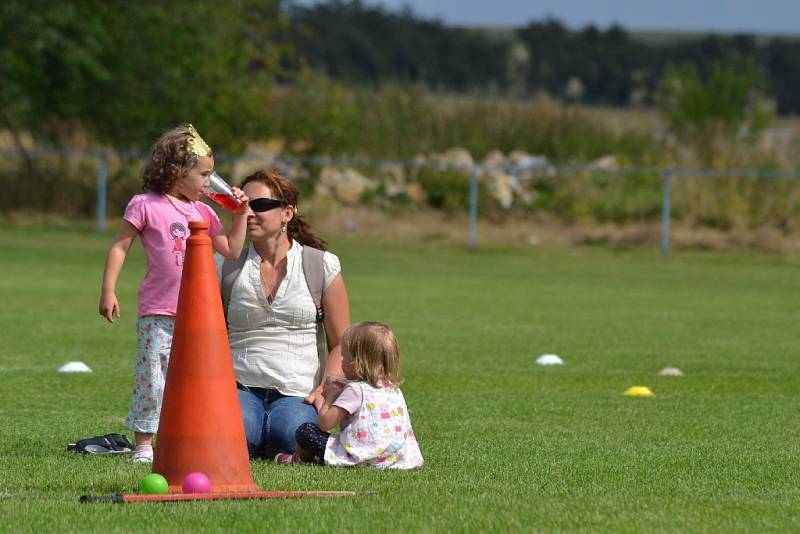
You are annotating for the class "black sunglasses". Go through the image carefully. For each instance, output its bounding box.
[249,198,287,212]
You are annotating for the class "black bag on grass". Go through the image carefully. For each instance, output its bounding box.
[67,433,134,454]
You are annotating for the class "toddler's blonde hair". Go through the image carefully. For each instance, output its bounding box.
[342,322,403,388]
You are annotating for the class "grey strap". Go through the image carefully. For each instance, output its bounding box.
[302,246,328,362]
[301,246,325,315]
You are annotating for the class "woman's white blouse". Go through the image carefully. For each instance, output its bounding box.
[216,241,341,397]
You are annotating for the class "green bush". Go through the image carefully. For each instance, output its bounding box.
[266,80,657,163]
[415,168,472,213]
[658,59,774,167]
[530,172,663,224]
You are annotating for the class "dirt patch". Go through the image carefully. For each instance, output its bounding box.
[306,203,800,254]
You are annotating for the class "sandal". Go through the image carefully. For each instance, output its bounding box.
[273,452,302,464]
[130,447,153,463]
[273,452,323,465]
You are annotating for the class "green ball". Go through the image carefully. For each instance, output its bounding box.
[139,473,169,495]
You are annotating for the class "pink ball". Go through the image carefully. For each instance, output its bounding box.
[182,472,211,494]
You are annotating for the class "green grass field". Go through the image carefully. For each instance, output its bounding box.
[1,221,799,532]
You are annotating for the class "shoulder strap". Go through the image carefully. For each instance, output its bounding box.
[221,247,249,320]
[302,246,325,319]
[301,245,328,361]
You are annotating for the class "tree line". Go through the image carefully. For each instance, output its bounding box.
[290,1,800,113]
[1,0,291,149]
[3,0,798,154]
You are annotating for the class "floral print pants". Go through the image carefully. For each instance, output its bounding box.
[124,315,174,433]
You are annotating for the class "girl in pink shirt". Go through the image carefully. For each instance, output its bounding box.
[98,124,248,463]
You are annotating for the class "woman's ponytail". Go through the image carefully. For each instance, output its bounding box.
[287,215,327,251]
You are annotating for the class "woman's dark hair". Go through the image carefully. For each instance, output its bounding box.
[240,170,327,250]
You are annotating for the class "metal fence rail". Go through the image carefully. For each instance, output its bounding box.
[3,147,800,255]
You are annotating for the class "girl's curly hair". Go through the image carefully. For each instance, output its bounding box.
[142,125,212,194]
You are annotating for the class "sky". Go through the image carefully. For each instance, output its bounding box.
[317,0,800,35]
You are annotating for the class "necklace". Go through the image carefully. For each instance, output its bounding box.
[259,257,286,305]
[166,194,195,217]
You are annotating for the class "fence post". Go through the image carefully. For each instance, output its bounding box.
[468,166,479,250]
[96,151,108,233]
[661,171,671,256]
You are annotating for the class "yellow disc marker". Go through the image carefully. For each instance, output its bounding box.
[623,386,655,397]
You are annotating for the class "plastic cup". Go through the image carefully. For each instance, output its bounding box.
[203,171,242,212]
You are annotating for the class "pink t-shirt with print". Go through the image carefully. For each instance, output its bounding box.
[124,192,222,317]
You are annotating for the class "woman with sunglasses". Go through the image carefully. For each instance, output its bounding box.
[221,170,351,459]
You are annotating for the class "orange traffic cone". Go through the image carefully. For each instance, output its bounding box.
[152,221,259,493]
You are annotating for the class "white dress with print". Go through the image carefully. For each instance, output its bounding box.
[325,382,424,469]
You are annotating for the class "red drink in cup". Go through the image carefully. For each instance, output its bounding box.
[203,171,242,212]
[204,192,242,212]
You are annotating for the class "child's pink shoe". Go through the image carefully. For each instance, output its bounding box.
[273,452,301,464]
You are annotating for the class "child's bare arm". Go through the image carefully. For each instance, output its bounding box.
[99,221,138,323]
[317,403,348,433]
[211,188,249,259]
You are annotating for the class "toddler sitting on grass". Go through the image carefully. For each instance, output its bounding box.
[275,322,423,469]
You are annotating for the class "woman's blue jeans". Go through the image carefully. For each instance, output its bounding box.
[236,384,318,458]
